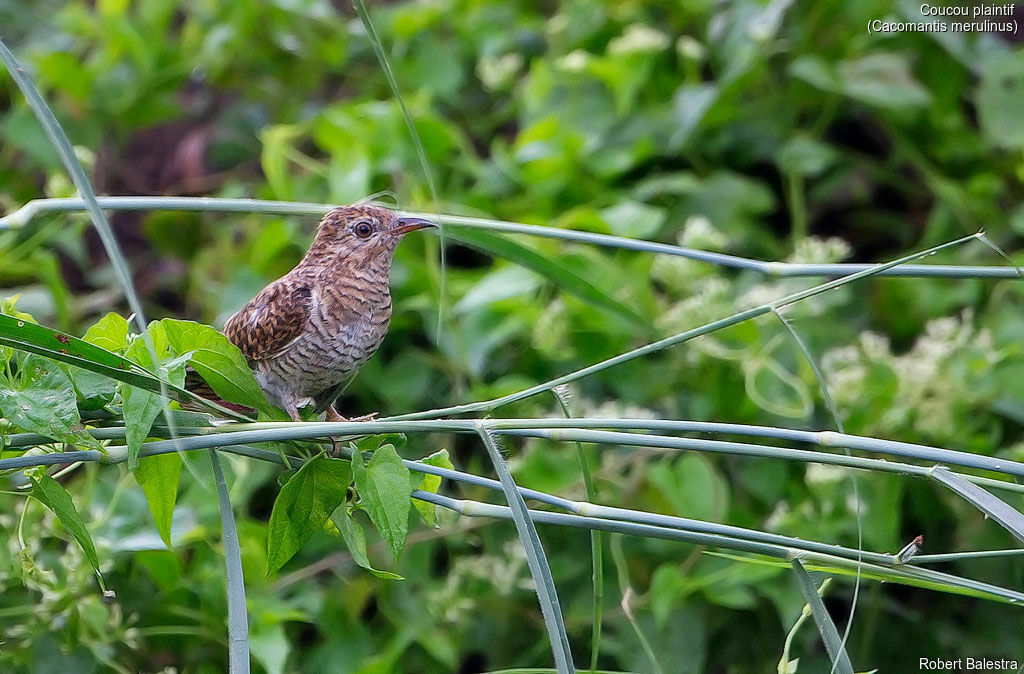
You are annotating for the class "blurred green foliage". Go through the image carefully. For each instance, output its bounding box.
[1,0,1023,672]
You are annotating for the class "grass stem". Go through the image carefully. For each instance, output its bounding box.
[2,196,1019,279]
[208,450,250,674]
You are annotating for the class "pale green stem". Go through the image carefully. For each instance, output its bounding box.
[8,418,1024,490]
[208,450,250,673]
[774,308,862,674]
[476,427,574,674]
[608,534,664,674]
[553,388,604,673]
[779,577,832,674]
[1,197,1017,278]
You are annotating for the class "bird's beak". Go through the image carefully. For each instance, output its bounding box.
[391,217,438,236]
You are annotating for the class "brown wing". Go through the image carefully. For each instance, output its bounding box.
[223,278,313,362]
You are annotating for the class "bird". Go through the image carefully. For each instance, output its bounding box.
[217,204,436,423]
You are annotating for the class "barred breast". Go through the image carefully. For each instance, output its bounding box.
[256,267,392,408]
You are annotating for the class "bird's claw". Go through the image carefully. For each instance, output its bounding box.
[326,408,378,457]
[325,406,378,423]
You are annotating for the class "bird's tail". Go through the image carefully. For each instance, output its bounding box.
[181,367,258,417]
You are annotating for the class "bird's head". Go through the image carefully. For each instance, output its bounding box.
[305,205,437,265]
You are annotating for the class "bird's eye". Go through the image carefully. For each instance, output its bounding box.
[354,222,374,239]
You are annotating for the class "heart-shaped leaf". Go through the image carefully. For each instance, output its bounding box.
[266,454,352,575]
[332,504,403,580]
[410,448,454,528]
[30,474,101,576]
[134,452,183,550]
[0,354,100,449]
[352,444,412,561]
[161,319,273,416]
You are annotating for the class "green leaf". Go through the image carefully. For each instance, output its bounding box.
[160,319,273,415]
[708,550,1023,605]
[61,316,122,411]
[82,312,129,352]
[120,327,189,469]
[62,364,117,411]
[259,124,303,200]
[410,448,454,528]
[598,200,667,239]
[648,454,729,522]
[0,354,100,449]
[249,622,290,674]
[453,266,541,315]
[790,560,854,674]
[1,295,36,361]
[126,321,171,368]
[327,152,372,204]
[776,136,839,177]
[30,474,101,576]
[0,312,149,387]
[0,313,247,420]
[930,467,1024,544]
[670,83,718,149]
[134,452,183,550]
[331,505,404,580]
[790,53,931,111]
[1,295,36,323]
[355,433,408,452]
[266,454,352,575]
[446,228,651,330]
[977,52,1024,150]
[744,356,813,418]
[839,52,931,110]
[120,384,162,470]
[352,444,412,561]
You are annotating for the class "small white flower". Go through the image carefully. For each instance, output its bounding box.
[676,36,705,61]
[859,332,890,360]
[764,501,790,531]
[651,256,707,292]
[608,25,670,55]
[737,283,786,310]
[680,215,728,250]
[789,236,851,264]
[477,53,524,90]
[557,49,590,73]
[806,463,847,486]
[546,13,569,36]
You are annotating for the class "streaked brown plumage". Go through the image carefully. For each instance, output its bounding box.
[220,205,435,421]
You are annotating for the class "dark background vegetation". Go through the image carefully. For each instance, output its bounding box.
[2,0,1024,671]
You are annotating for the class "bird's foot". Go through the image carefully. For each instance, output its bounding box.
[326,406,379,457]
[325,406,378,423]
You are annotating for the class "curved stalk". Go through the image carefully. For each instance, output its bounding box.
[1,196,1017,279]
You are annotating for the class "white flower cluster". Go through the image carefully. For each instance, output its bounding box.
[650,217,729,293]
[656,277,732,334]
[822,310,996,437]
[680,215,729,250]
[737,235,852,315]
[788,236,851,264]
[654,226,854,325]
[426,541,533,623]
